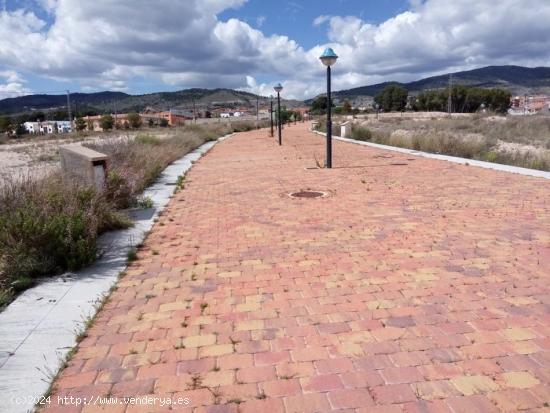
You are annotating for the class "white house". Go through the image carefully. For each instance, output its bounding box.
[23,121,40,134]
[40,121,57,134]
[56,121,72,133]
[23,120,72,134]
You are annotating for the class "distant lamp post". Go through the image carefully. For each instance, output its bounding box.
[274,83,283,145]
[375,103,380,119]
[270,95,274,137]
[319,47,338,168]
[480,103,486,113]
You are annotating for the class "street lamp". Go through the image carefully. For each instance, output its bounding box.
[375,103,380,119]
[274,83,283,145]
[319,47,338,168]
[270,95,274,137]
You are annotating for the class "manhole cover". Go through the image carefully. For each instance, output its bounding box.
[289,190,328,199]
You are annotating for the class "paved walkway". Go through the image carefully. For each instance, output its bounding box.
[43,123,549,412]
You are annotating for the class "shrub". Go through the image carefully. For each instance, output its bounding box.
[135,133,161,145]
[0,174,129,291]
[0,123,254,305]
[350,125,372,141]
[100,114,114,131]
[127,112,142,129]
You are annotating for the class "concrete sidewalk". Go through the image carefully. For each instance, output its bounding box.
[40,123,549,412]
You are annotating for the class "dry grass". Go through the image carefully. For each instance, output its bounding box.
[0,122,254,309]
[0,173,130,306]
[343,115,550,171]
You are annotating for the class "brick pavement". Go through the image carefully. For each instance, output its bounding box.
[43,123,549,412]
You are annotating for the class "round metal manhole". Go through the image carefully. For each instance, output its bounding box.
[289,190,328,199]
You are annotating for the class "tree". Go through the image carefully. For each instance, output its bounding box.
[127,112,142,129]
[159,118,169,127]
[100,114,114,131]
[15,123,26,137]
[0,116,11,133]
[374,85,408,112]
[311,96,328,114]
[75,117,86,131]
[415,86,511,113]
[148,118,154,127]
[342,100,352,114]
[87,119,94,131]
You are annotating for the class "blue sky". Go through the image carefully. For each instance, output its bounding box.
[219,0,410,49]
[0,0,549,99]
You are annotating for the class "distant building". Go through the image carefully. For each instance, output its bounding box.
[141,109,188,126]
[56,121,72,133]
[23,120,72,134]
[23,121,40,134]
[509,94,550,115]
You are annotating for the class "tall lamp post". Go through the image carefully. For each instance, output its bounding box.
[274,83,283,145]
[270,95,274,137]
[319,48,338,168]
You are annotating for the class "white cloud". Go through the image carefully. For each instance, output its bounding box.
[0,0,549,99]
[0,70,31,99]
[313,15,331,27]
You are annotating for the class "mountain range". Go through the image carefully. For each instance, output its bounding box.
[334,66,550,99]
[0,88,294,117]
[1,65,549,116]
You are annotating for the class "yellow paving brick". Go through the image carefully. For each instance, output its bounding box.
[450,375,500,395]
[500,372,540,389]
[235,320,264,331]
[199,344,235,357]
[502,328,537,341]
[182,334,217,348]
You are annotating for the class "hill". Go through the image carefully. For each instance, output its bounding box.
[0,88,302,116]
[334,66,550,98]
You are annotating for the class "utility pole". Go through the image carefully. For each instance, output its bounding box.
[114,100,118,126]
[447,74,452,117]
[66,90,72,122]
[193,100,197,124]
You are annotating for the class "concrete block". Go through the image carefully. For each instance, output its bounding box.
[59,145,108,190]
[340,121,352,138]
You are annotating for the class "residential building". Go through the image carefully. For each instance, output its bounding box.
[23,121,40,134]
[23,120,72,134]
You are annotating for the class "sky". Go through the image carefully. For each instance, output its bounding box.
[0,0,549,100]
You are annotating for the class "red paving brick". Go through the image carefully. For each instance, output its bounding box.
[44,123,550,412]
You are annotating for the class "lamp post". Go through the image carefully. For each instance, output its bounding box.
[274,83,283,145]
[319,48,338,168]
[375,103,380,119]
[270,95,274,137]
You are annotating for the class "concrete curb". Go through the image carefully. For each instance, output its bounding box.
[312,130,550,180]
[0,133,234,413]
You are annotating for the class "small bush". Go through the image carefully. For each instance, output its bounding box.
[0,174,129,291]
[350,125,372,141]
[135,133,161,145]
[0,123,259,305]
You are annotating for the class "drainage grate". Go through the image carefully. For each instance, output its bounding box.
[289,190,328,199]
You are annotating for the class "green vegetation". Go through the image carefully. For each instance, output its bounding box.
[415,86,511,113]
[0,122,259,308]
[100,114,114,131]
[375,85,408,112]
[75,117,86,131]
[0,175,130,308]
[127,112,142,129]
